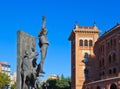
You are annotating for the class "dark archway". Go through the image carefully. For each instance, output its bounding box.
[96,86,100,89]
[110,84,117,89]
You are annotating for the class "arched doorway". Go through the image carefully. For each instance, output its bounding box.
[110,84,117,89]
[96,86,100,89]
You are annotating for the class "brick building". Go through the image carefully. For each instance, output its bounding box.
[69,23,120,89]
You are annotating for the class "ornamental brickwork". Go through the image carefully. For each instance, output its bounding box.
[69,23,100,89]
[69,23,120,89]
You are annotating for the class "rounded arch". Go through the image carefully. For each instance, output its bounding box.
[102,58,104,66]
[99,60,102,67]
[84,40,88,46]
[110,39,113,46]
[109,69,112,74]
[102,71,105,75]
[108,55,112,64]
[89,40,93,46]
[107,51,117,65]
[80,39,83,46]
[110,83,117,89]
[96,86,100,89]
[113,52,116,62]
[113,68,117,74]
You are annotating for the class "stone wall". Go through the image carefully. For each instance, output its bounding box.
[17,30,36,89]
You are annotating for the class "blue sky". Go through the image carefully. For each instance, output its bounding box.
[0,0,120,79]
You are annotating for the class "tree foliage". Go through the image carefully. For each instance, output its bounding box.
[0,72,10,89]
[42,75,71,89]
[56,75,71,89]
[11,82,16,89]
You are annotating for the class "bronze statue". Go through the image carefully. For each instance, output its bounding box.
[20,16,49,89]
[21,48,40,89]
[38,16,49,74]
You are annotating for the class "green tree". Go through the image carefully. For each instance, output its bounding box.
[0,72,10,89]
[56,75,71,89]
[11,82,16,89]
[46,79,57,89]
[44,75,71,89]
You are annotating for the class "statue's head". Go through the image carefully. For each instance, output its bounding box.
[31,48,39,57]
[23,50,29,58]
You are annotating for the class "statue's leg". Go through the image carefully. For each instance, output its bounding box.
[23,74,26,89]
[21,73,24,89]
[31,72,36,88]
[34,80,37,89]
[23,72,29,89]
[39,44,48,73]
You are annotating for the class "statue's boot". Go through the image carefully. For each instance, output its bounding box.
[36,63,45,76]
[39,63,45,74]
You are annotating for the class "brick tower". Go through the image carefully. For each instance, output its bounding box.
[68,23,100,89]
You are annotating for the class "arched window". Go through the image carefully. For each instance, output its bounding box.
[110,39,113,46]
[99,60,102,67]
[103,71,105,75]
[102,58,104,66]
[110,84,117,89]
[89,40,93,46]
[79,40,83,46]
[109,55,112,64]
[84,40,88,46]
[96,86,101,89]
[99,72,101,77]
[113,53,116,62]
[114,39,116,46]
[109,69,112,74]
[113,68,116,74]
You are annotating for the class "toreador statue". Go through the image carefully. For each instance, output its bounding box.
[20,16,49,89]
[38,16,49,74]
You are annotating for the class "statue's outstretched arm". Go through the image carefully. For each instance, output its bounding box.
[42,16,46,29]
[38,16,46,37]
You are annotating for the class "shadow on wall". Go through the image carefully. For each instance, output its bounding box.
[81,53,96,89]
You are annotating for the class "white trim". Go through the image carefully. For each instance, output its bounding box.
[79,37,93,40]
